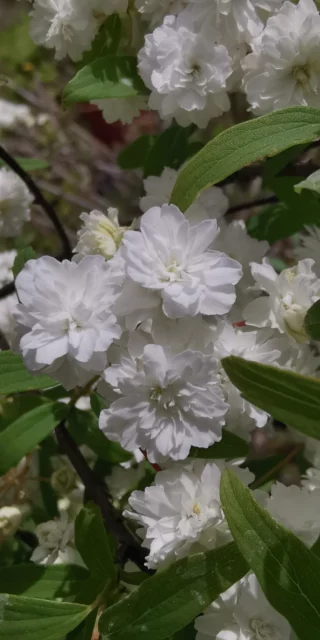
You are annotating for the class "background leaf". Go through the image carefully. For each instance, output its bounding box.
[221,469,320,640]
[0,564,88,601]
[0,351,57,394]
[0,402,69,474]
[170,106,320,212]
[305,300,320,340]
[68,408,132,464]
[99,542,247,640]
[190,430,249,460]
[222,356,320,439]
[12,248,37,278]
[295,168,320,195]
[0,594,90,640]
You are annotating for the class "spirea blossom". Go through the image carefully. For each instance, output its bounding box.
[0,250,18,346]
[119,205,242,319]
[74,208,129,260]
[186,0,283,41]
[29,0,99,61]
[0,506,23,542]
[14,256,122,390]
[244,258,320,343]
[99,342,228,462]
[242,0,320,115]
[31,511,76,565]
[195,573,291,640]
[124,460,253,568]
[140,168,229,224]
[91,97,148,124]
[138,14,233,127]
[0,168,33,237]
[266,482,320,546]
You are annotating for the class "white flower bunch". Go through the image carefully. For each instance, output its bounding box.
[0,168,33,237]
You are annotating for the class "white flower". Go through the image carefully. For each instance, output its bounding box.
[302,467,320,492]
[242,0,320,115]
[212,321,283,435]
[294,226,320,278]
[31,511,76,565]
[134,0,185,27]
[0,506,23,542]
[215,219,269,321]
[140,167,228,224]
[124,460,253,568]
[0,250,18,346]
[120,205,242,319]
[138,14,233,128]
[99,343,228,462]
[195,573,291,640]
[91,96,148,125]
[266,481,320,547]
[186,0,283,41]
[0,168,33,237]
[0,100,36,129]
[74,208,130,260]
[244,258,320,343]
[14,256,122,390]
[29,0,99,61]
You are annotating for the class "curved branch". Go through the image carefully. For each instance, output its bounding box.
[55,421,152,574]
[0,146,72,259]
[226,195,278,216]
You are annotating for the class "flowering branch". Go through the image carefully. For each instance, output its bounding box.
[55,421,151,574]
[0,282,15,300]
[0,145,72,259]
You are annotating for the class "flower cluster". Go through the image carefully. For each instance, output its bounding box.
[26,0,320,125]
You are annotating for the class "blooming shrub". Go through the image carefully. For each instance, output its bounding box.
[1,1,320,639]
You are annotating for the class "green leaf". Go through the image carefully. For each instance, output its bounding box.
[220,469,320,640]
[0,158,49,171]
[170,106,320,212]
[12,247,37,278]
[190,430,249,460]
[222,356,320,439]
[38,437,59,519]
[0,402,69,474]
[67,610,98,640]
[75,503,117,604]
[118,135,156,170]
[144,124,195,178]
[63,56,148,104]
[0,564,88,601]
[0,351,57,394]
[99,542,247,640]
[0,594,90,640]
[305,300,320,340]
[81,14,122,65]
[68,407,132,464]
[168,624,196,640]
[295,168,320,195]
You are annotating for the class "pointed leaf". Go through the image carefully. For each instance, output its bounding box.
[170,107,320,212]
[99,542,247,640]
[222,356,320,439]
[221,469,320,640]
[0,351,57,394]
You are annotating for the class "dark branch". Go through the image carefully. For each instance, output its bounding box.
[226,195,278,216]
[0,282,15,300]
[0,146,72,259]
[55,421,152,574]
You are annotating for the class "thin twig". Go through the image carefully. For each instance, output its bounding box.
[55,421,151,574]
[0,146,72,259]
[226,195,278,216]
[249,443,304,490]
